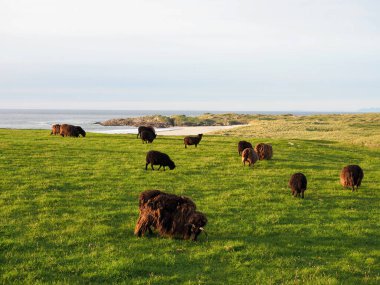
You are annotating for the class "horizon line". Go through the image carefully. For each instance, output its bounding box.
[0,108,379,114]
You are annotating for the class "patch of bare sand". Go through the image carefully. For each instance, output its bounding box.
[156,125,246,136]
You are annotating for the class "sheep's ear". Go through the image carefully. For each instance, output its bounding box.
[184,223,195,229]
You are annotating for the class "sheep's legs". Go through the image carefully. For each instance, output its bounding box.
[145,163,148,170]
[301,191,304,198]
[151,165,155,170]
[158,165,162,170]
[135,218,149,237]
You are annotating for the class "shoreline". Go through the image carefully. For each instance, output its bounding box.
[0,124,247,135]
[94,125,247,135]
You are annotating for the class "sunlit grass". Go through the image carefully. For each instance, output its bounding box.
[213,113,380,148]
[0,129,379,284]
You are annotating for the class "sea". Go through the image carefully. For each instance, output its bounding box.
[0,109,354,134]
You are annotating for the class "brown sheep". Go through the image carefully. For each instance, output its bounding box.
[137,126,156,138]
[340,165,364,191]
[59,124,86,137]
[289,173,307,198]
[134,190,207,241]
[184,134,203,148]
[238,141,253,155]
[50,124,61,135]
[254,143,273,160]
[241,148,259,167]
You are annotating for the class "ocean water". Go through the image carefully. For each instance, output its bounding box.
[0,109,350,134]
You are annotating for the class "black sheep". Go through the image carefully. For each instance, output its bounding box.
[74,126,86,137]
[141,130,157,143]
[289,173,307,198]
[137,126,156,138]
[238,141,253,155]
[145,150,175,171]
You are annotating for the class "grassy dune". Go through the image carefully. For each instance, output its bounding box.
[0,122,379,283]
[213,113,380,148]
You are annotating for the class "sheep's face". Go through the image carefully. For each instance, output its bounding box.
[168,161,176,170]
[187,212,207,241]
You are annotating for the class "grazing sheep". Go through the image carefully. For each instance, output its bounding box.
[140,130,157,143]
[254,143,273,160]
[145,150,176,171]
[340,165,364,191]
[50,124,61,135]
[241,148,259,167]
[184,134,203,148]
[75,126,86,137]
[137,126,156,138]
[238,141,253,155]
[289,173,307,198]
[134,190,207,241]
[59,124,86,137]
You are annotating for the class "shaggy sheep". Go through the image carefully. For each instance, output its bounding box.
[50,124,61,135]
[241,148,259,167]
[134,190,207,241]
[184,134,203,148]
[59,124,86,137]
[137,126,156,138]
[254,143,273,160]
[289,173,307,198]
[145,150,176,171]
[140,130,157,143]
[238,141,253,155]
[340,165,364,191]
[75,126,86,137]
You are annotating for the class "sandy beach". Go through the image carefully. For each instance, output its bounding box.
[93,124,247,135]
[155,125,246,136]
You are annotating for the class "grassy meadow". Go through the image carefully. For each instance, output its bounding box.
[0,114,379,284]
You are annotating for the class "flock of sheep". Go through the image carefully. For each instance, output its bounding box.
[51,124,86,137]
[51,123,365,241]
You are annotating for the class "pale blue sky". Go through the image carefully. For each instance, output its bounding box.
[0,0,379,111]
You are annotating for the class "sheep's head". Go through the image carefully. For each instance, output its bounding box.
[186,212,207,241]
[168,160,176,170]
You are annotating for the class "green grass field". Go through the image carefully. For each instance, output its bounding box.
[0,123,379,284]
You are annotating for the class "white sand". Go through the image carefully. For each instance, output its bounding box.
[93,125,246,135]
[156,125,246,136]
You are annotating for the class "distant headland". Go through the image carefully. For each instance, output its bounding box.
[98,113,295,128]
